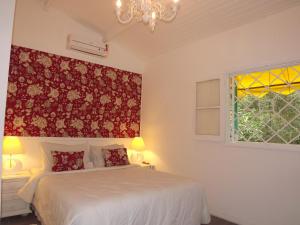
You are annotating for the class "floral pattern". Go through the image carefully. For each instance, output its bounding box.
[51,151,85,172]
[102,148,130,167]
[5,45,142,137]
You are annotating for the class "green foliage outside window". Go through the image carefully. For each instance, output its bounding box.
[236,91,300,144]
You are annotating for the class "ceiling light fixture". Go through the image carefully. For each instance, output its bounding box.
[115,0,180,31]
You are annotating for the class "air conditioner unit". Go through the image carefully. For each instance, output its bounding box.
[67,34,109,57]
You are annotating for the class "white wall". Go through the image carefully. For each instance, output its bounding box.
[0,0,16,215]
[142,6,300,225]
[12,0,145,74]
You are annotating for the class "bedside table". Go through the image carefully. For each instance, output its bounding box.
[1,171,31,218]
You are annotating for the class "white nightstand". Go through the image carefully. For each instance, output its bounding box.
[1,171,31,218]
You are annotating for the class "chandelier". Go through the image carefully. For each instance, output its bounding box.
[115,0,180,31]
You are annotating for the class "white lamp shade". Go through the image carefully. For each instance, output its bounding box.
[131,137,145,151]
[3,136,24,155]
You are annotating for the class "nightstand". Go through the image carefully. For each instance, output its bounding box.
[1,171,31,218]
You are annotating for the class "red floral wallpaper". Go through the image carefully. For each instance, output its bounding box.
[4,45,142,138]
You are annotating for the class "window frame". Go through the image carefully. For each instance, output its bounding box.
[225,60,300,151]
[195,77,225,142]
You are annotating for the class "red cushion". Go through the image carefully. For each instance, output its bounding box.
[102,148,129,167]
[51,151,85,172]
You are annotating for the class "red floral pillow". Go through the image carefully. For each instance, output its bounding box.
[51,151,85,172]
[102,148,130,167]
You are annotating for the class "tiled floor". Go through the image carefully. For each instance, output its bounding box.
[1,213,238,225]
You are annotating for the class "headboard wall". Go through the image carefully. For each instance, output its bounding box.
[4,45,142,138]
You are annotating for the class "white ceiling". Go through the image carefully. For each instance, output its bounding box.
[48,0,300,61]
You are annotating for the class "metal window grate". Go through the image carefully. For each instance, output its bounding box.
[229,64,300,145]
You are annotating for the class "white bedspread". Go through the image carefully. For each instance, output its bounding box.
[19,166,211,225]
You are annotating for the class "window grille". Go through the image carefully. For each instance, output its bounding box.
[229,64,300,145]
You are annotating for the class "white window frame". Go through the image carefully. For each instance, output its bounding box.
[195,77,225,142]
[225,60,300,152]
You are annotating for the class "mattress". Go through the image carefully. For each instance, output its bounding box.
[19,165,211,225]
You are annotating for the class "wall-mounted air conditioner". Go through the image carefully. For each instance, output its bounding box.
[67,34,109,57]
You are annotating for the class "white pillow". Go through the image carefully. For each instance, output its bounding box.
[90,144,124,168]
[40,142,90,171]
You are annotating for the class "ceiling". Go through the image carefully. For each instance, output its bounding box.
[48,0,300,61]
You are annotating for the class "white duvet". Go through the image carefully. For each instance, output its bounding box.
[19,165,211,225]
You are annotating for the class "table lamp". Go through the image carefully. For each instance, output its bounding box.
[131,137,146,163]
[3,136,24,170]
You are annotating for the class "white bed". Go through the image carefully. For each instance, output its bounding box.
[19,165,211,225]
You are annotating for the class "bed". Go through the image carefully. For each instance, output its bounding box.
[18,165,211,225]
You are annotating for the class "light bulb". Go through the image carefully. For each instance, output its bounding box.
[116,0,122,8]
[151,11,156,20]
[150,20,155,32]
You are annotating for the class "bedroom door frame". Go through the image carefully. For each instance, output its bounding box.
[0,0,16,217]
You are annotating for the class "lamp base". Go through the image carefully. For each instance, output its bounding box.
[130,151,144,163]
[3,159,23,172]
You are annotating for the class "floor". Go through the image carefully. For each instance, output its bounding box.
[1,213,238,225]
[1,214,41,225]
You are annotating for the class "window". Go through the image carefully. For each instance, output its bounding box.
[196,79,220,136]
[229,63,300,145]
